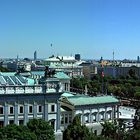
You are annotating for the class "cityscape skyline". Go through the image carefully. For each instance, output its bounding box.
[1,0,140,60]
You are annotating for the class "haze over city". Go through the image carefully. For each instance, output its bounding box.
[0,0,140,59]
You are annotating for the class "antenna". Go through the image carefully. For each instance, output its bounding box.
[113,50,115,66]
[16,54,19,72]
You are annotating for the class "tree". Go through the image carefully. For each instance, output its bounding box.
[0,66,9,72]
[0,119,54,140]
[63,115,111,140]
[27,119,55,140]
[0,124,36,140]
[101,121,118,139]
[63,115,92,140]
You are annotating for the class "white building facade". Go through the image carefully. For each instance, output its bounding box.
[44,56,84,77]
[0,72,63,135]
[60,93,120,134]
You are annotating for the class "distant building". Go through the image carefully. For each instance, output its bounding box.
[98,65,140,78]
[75,54,80,61]
[80,62,98,79]
[44,56,84,77]
[34,51,37,61]
[137,56,140,63]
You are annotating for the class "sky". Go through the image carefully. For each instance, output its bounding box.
[0,0,140,60]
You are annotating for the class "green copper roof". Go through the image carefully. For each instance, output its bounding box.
[0,72,35,86]
[31,71,44,76]
[54,72,70,79]
[31,71,70,80]
[66,95,119,106]
[61,92,75,97]
[0,72,16,76]
[25,78,35,85]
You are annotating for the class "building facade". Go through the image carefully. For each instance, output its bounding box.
[0,71,122,138]
[60,92,120,134]
[44,56,84,77]
[0,72,62,134]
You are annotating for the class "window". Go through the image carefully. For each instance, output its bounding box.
[9,120,14,124]
[94,130,97,135]
[65,83,67,91]
[61,115,64,124]
[69,115,72,123]
[0,106,3,114]
[0,121,4,127]
[29,106,33,114]
[19,106,24,114]
[65,115,68,124]
[38,105,42,113]
[19,120,24,125]
[50,120,55,129]
[51,105,55,112]
[9,106,14,114]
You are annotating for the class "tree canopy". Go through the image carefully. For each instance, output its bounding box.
[63,115,111,140]
[0,119,55,140]
[71,74,140,99]
[27,119,55,140]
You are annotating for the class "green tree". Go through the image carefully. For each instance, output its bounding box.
[0,66,9,72]
[63,115,111,140]
[0,124,36,140]
[63,115,92,140]
[128,69,136,78]
[27,119,55,140]
[101,121,118,139]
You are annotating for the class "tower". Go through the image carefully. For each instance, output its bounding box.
[75,54,81,61]
[137,56,140,62]
[113,51,115,66]
[34,51,37,61]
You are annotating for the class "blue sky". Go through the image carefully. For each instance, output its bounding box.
[0,0,140,60]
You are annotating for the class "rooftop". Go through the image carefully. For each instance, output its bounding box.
[61,92,119,106]
[0,72,35,86]
[31,71,70,80]
[45,56,76,62]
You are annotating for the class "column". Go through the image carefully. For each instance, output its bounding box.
[67,114,69,124]
[68,82,70,91]
[117,105,119,120]
[67,83,68,91]
[112,106,114,120]
[105,107,107,121]
[89,109,92,123]
[114,106,116,119]
[24,102,28,125]
[63,114,66,129]
[33,101,37,119]
[33,86,35,93]
[14,102,18,125]
[97,108,100,122]
[42,85,46,94]
[110,110,112,120]
[4,102,8,126]
[44,100,48,121]
[56,101,61,131]
[82,110,84,124]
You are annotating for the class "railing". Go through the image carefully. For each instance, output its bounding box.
[0,83,63,94]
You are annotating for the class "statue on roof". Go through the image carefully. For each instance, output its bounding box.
[15,66,24,75]
[44,66,56,78]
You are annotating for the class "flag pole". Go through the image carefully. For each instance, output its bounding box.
[101,63,104,95]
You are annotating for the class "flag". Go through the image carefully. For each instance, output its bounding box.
[101,63,104,78]
[102,71,104,78]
